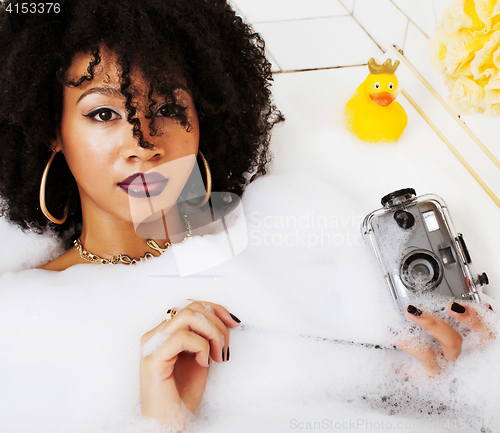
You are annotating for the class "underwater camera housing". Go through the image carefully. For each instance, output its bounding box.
[362,188,488,313]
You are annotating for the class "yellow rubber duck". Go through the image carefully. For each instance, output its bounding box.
[345,58,407,142]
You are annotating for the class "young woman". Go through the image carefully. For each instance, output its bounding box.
[0,0,282,426]
[0,0,495,429]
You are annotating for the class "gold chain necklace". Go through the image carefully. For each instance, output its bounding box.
[74,214,192,265]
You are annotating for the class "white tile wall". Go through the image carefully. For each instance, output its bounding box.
[337,0,355,13]
[461,115,500,161]
[353,0,408,52]
[230,0,499,195]
[402,22,449,103]
[266,51,282,73]
[253,16,380,71]
[231,0,347,24]
[391,0,437,38]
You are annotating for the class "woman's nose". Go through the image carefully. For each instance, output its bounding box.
[120,123,165,162]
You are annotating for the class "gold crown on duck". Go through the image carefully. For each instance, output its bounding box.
[367,58,400,74]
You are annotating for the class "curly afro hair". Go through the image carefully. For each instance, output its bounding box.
[0,0,283,238]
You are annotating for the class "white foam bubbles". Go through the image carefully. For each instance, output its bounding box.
[0,216,66,274]
[0,169,498,433]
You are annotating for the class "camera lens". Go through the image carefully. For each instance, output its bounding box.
[408,259,433,281]
[400,250,443,292]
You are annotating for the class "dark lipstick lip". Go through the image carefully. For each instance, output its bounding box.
[118,172,168,198]
[118,172,167,186]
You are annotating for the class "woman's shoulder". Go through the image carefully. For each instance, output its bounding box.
[38,248,84,271]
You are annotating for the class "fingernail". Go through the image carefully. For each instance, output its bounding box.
[230,313,241,323]
[407,305,422,317]
[222,348,225,362]
[208,357,211,367]
[488,304,494,312]
[451,302,466,314]
[227,346,230,361]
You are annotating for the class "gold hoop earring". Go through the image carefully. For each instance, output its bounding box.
[185,151,212,208]
[39,150,70,224]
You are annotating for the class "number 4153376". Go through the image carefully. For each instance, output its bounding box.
[5,3,60,13]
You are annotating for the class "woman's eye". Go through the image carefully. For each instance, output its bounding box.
[156,103,187,118]
[85,108,119,122]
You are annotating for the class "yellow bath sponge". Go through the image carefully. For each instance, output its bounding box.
[428,0,500,116]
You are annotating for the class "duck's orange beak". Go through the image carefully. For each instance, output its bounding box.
[370,92,395,106]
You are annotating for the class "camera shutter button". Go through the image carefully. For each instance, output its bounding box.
[394,210,415,229]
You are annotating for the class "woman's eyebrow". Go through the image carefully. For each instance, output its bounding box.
[155,82,192,98]
[76,87,123,104]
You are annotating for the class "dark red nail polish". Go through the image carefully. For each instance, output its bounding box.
[451,302,466,314]
[227,346,230,361]
[489,304,494,312]
[407,305,422,317]
[222,348,225,362]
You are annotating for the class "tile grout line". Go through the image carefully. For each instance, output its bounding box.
[230,2,284,72]
[251,13,352,26]
[350,14,384,54]
[266,48,283,73]
[431,0,439,26]
[350,0,384,53]
[273,63,368,75]
[337,0,352,15]
[402,19,409,51]
[388,0,431,39]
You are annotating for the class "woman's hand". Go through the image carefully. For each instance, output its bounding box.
[140,301,241,422]
[397,302,496,377]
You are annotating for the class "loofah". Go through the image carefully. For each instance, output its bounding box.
[429,0,500,115]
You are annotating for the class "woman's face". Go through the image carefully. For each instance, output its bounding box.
[55,49,199,228]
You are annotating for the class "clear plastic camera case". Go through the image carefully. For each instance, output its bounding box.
[362,189,487,313]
